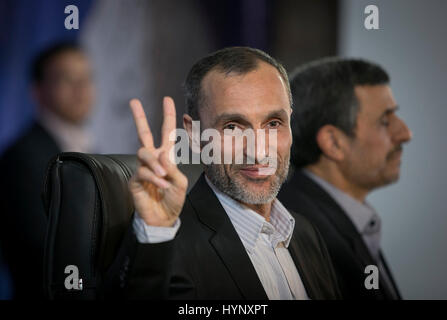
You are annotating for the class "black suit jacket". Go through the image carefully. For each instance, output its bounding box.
[0,122,60,299]
[278,169,401,300]
[107,174,341,300]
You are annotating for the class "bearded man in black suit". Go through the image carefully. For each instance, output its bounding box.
[108,47,341,299]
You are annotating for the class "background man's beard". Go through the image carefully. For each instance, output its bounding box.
[204,155,290,205]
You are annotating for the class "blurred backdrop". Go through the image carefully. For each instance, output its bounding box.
[0,0,445,299]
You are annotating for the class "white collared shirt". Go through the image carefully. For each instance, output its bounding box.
[205,177,308,300]
[38,108,93,153]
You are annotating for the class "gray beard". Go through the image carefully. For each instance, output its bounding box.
[204,156,290,205]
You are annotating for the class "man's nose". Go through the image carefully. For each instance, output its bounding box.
[258,129,278,165]
[393,116,412,144]
[243,129,275,163]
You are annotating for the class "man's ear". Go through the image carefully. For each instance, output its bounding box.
[183,114,200,152]
[315,125,349,162]
[183,114,193,141]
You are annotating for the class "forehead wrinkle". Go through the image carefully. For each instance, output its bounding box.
[200,63,290,126]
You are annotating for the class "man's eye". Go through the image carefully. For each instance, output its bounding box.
[224,123,237,130]
[381,119,390,127]
[267,120,280,128]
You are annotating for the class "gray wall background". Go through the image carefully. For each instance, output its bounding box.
[338,0,447,299]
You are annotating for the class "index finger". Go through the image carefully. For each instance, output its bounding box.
[161,96,177,150]
[129,98,155,149]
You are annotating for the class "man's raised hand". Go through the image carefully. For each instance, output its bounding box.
[128,97,188,227]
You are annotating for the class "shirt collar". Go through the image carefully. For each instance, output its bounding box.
[303,169,381,235]
[38,108,93,153]
[205,175,295,253]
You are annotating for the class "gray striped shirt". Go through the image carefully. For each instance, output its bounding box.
[205,176,309,300]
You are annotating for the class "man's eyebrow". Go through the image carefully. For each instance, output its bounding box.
[212,113,251,127]
[212,108,290,127]
[379,105,400,118]
[262,109,289,122]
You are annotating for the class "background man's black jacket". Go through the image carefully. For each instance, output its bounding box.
[107,174,341,299]
[278,169,401,300]
[0,122,60,299]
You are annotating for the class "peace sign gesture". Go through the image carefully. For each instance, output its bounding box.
[128,97,188,227]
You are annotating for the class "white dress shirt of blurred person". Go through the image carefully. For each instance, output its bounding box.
[32,42,95,153]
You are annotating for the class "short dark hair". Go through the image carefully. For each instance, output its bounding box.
[184,46,292,120]
[289,57,390,168]
[31,42,82,84]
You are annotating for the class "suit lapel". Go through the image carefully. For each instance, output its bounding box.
[187,174,268,300]
[291,171,377,267]
[287,232,320,299]
[379,251,402,299]
[290,171,402,299]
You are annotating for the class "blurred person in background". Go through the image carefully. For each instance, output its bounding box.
[279,58,412,299]
[0,42,95,299]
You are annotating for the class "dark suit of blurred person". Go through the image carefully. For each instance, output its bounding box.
[0,43,95,299]
[278,58,412,299]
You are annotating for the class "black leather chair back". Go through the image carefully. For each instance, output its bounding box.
[42,152,136,299]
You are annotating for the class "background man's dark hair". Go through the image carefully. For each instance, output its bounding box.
[289,57,390,168]
[184,46,292,120]
[31,41,82,84]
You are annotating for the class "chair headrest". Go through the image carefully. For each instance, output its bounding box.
[42,152,136,299]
